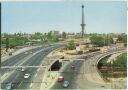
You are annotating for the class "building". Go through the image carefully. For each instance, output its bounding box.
[52,31,60,36]
[116,42,124,48]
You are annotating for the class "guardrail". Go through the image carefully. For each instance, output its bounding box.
[95,49,126,82]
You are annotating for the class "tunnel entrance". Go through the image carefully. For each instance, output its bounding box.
[49,60,62,71]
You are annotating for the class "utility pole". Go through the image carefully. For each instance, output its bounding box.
[81,4,86,38]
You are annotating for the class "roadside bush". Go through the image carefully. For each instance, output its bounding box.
[112,53,127,67]
[67,40,76,50]
[9,36,28,48]
[90,34,104,46]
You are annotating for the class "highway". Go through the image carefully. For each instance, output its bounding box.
[51,60,84,89]
[1,44,62,89]
[1,45,126,89]
[1,45,49,77]
[51,48,126,89]
[1,46,47,66]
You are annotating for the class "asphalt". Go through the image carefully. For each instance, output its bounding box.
[0,46,48,77]
[1,46,46,66]
[1,44,126,89]
[1,44,62,89]
[51,48,126,89]
[51,60,84,89]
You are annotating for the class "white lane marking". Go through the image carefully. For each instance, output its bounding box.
[14,54,34,66]
[34,73,37,77]
[18,82,22,87]
[1,73,8,79]
[2,46,55,84]
[30,83,33,88]
[15,46,53,66]
[1,73,7,78]
[1,72,13,83]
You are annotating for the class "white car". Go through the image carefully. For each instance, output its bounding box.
[24,74,30,79]
[25,52,28,54]
[62,81,69,88]
[21,68,25,72]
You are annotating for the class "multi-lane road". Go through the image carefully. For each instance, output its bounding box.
[1,44,126,89]
[51,48,126,89]
[1,44,62,89]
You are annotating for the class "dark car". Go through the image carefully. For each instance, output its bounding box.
[9,52,12,56]
[6,82,14,90]
[70,65,75,71]
[17,67,25,72]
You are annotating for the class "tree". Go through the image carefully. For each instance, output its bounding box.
[104,35,113,45]
[112,53,127,67]
[117,33,127,43]
[117,35,123,42]
[6,37,9,52]
[31,32,42,40]
[9,36,28,48]
[90,34,104,47]
[62,32,66,39]
[67,40,76,50]
[47,31,52,39]
[52,35,59,42]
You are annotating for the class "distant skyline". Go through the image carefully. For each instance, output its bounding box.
[2,1,127,34]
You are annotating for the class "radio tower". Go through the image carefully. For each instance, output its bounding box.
[81,4,85,37]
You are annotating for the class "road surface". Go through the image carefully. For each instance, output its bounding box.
[1,44,62,89]
[51,48,126,89]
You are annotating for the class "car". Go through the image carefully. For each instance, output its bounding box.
[58,76,64,82]
[24,74,30,78]
[16,68,21,71]
[71,65,75,69]
[24,52,28,54]
[60,56,64,59]
[62,81,69,88]
[9,52,12,56]
[21,68,25,72]
[17,67,25,72]
[6,82,14,90]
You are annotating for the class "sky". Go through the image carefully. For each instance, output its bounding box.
[2,1,127,34]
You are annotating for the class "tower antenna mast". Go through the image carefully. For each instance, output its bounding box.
[81,4,85,37]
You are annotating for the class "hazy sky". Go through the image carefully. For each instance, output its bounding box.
[2,1,127,34]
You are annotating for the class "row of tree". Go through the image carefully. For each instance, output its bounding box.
[2,31,65,50]
[90,33,127,47]
[2,36,29,50]
[1,32,127,51]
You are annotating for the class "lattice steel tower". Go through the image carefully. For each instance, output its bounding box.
[81,4,85,37]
